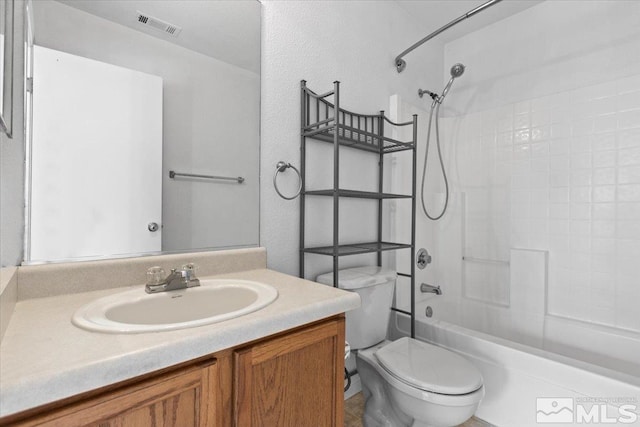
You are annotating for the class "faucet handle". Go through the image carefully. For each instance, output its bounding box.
[181,263,198,280]
[146,266,166,285]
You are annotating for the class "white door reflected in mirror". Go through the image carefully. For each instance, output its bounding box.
[30,46,163,261]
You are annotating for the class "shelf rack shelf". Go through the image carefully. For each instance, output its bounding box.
[304,189,412,199]
[302,241,413,257]
[299,80,418,338]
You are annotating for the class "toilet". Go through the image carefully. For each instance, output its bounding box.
[317,267,484,427]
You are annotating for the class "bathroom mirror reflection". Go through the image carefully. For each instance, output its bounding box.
[25,0,260,263]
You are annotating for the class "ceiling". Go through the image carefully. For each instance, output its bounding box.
[396,0,543,44]
[55,0,261,74]
[54,0,540,75]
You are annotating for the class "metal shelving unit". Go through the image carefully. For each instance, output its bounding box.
[299,80,418,337]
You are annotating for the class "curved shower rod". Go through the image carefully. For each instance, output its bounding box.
[395,0,503,73]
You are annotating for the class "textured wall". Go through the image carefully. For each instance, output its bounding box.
[0,1,26,267]
[260,0,442,277]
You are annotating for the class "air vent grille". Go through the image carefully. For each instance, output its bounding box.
[136,11,182,38]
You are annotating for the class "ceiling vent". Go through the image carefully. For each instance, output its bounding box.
[136,11,182,37]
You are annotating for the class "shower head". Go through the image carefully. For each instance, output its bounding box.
[440,62,466,101]
[450,63,465,78]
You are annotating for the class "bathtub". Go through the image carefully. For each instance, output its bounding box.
[388,296,640,427]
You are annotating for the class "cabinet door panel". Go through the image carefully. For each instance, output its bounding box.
[13,360,217,427]
[85,387,198,427]
[234,318,345,427]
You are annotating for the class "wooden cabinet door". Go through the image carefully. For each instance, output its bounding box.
[12,359,218,427]
[233,317,345,427]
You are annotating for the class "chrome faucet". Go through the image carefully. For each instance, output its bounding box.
[145,264,200,294]
[420,283,442,295]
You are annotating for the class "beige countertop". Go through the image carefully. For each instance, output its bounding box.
[0,268,360,417]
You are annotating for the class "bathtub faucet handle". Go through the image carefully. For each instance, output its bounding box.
[416,248,432,269]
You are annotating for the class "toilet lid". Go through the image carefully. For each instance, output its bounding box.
[374,337,483,395]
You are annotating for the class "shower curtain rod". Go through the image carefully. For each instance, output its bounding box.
[395,0,503,73]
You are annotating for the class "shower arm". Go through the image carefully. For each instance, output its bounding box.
[394,0,503,73]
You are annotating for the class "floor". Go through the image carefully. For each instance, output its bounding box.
[344,392,493,427]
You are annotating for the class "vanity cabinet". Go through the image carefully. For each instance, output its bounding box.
[234,317,344,426]
[1,316,345,427]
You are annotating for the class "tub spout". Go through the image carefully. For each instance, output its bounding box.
[420,283,442,295]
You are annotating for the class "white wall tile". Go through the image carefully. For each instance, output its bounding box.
[570,187,591,203]
[617,74,640,94]
[618,184,640,201]
[592,203,615,220]
[616,297,640,332]
[551,123,571,139]
[593,150,616,167]
[617,92,640,112]
[594,113,618,134]
[571,118,594,137]
[618,147,640,166]
[549,204,569,219]
[592,133,617,151]
[617,221,640,240]
[437,0,640,351]
[593,185,616,202]
[619,129,640,148]
[592,220,617,238]
[440,78,640,335]
[570,152,592,169]
[592,96,617,116]
[618,110,640,129]
[570,203,591,220]
[618,166,640,184]
[570,220,591,236]
[617,202,640,220]
[593,168,616,185]
[570,170,592,186]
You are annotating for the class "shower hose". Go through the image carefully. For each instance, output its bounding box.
[420,101,449,220]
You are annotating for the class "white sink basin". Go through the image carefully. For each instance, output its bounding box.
[72,279,278,334]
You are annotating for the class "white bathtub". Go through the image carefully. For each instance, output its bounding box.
[388,297,640,427]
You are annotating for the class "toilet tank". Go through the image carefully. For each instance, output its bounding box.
[317,266,396,350]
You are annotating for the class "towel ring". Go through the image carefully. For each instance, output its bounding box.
[274,161,302,200]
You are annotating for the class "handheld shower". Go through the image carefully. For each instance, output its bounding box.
[419,63,465,220]
[441,63,465,100]
[418,63,465,106]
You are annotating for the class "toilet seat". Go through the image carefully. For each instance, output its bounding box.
[357,341,484,408]
[374,337,483,395]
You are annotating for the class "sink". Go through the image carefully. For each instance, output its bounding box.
[72,279,278,334]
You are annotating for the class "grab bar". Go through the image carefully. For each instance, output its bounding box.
[462,256,509,265]
[169,170,244,184]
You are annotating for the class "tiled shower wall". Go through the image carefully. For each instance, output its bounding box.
[439,0,640,336]
[449,74,640,333]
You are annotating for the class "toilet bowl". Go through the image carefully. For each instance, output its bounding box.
[317,267,484,427]
[357,338,484,427]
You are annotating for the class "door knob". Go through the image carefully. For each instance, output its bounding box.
[148,222,159,232]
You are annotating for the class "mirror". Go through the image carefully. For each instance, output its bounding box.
[0,0,14,136]
[25,0,260,264]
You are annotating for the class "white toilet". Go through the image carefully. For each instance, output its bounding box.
[317,267,484,427]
